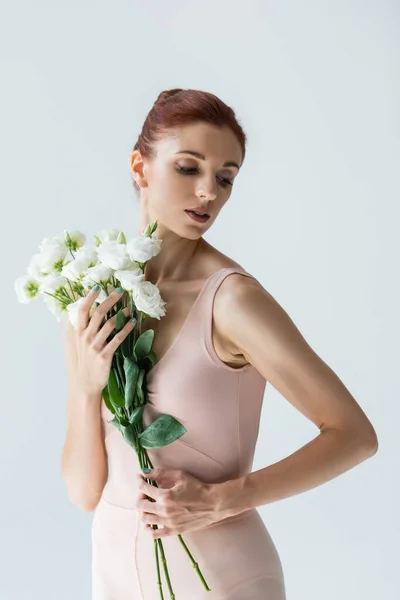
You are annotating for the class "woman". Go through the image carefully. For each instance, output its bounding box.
[61,88,378,599]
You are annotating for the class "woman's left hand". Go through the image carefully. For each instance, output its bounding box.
[135,467,224,539]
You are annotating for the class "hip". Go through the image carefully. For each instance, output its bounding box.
[92,495,286,599]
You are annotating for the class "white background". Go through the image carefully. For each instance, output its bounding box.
[1,1,398,598]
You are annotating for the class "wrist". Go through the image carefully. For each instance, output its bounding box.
[79,389,103,407]
[211,475,251,522]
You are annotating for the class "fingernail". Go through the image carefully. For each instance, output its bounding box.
[130,317,137,324]
[93,284,100,291]
[116,287,123,294]
[142,467,151,474]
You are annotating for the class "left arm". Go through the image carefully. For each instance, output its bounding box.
[212,274,378,519]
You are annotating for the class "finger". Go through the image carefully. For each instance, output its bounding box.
[141,513,165,528]
[147,522,165,530]
[76,285,102,332]
[151,525,169,538]
[102,316,136,357]
[95,306,133,350]
[137,496,158,512]
[85,287,125,337]
[142,468,183,487]
[137,477,164,502]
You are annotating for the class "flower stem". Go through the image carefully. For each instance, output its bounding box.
[154,539,165,600]
[177,534,211,591]
[141,450,211,593]
[155,538,175,599]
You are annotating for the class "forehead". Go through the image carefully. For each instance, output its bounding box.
[156,122,242,166]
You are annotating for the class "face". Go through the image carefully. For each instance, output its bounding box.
[131,122,242,238]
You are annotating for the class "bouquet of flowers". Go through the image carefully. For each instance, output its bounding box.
[14,221,211,598]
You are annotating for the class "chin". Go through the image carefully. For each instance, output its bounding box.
[166,212,214,238]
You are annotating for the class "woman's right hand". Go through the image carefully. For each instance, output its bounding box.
[74,286,136,397]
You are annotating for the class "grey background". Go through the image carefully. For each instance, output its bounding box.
[2,1,398,598]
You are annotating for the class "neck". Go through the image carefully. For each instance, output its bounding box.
[140,223,206,284]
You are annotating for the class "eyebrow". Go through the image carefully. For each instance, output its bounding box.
[174,150,240,170]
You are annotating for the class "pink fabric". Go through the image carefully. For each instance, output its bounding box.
[92,267,286,599]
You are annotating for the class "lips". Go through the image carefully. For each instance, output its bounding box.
[186,208,210,217]
[185,210,210,223]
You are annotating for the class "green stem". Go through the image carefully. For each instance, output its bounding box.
[155,537,165,600]
[156,538,174,599]
[176,535,211,591]
[140,449,211,594]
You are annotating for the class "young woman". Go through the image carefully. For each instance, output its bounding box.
[61,88,378,599]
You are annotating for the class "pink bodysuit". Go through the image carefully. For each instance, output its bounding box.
[91,267,286,599]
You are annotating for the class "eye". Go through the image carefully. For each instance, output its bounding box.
[175,165,233,188]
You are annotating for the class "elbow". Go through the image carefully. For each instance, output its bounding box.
[363,429,379,456]
[326,421,379,459]
[358,418,379,456]
[68,491,101,512]
[62,473,103,512]
[351,423,379,459]
[79,501,99,513]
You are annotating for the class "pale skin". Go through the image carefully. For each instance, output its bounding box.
[62,121,378,540]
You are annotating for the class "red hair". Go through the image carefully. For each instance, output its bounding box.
[131,88,247,193]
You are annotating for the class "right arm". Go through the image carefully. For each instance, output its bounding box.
[60,286,135,512]
[60,318,108,512]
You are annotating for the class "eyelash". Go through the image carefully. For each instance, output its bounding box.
[176,165,233,187]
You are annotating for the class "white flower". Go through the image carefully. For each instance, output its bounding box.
[94,228,126,246]
[66,296,99,330]
[133,280,167,320]
[97,283,117,304]
[97,241,134,270]
[114,265,145,292]
[39,275,68,295]
[126,234,162,263]
[27,253,47,280]
[61,247,98,282]
[36,239,69,277]
[43,293,67,321]
[63,229,86,251]
[81,263,113,289]
[14,274,40,303]
[39,232,67,254]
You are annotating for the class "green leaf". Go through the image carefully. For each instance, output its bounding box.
[107,416,122,432]
[108,368,125,408]
[137,368,145,389]
[145,350,157,366]
[136,385,144,406]
[138,414,187,449]
[124,357,139,411]
[121,325,134,358]
[135,368,146,406]
[102,385,115,414]
[113,360,123,390]
[114,353,127,394]
[115,309,126,332]
[122,424,139,451]
[119,415,130,427]
[129,406,144,425]
[134,329,154,362]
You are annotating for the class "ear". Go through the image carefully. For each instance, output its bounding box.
[131,150,148,188]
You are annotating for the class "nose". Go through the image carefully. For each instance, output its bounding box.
[196,178,217,201]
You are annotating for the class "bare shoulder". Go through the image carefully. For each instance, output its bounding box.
[215,268,272,306]
[213,270,281,358]
[197,239,243,278]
